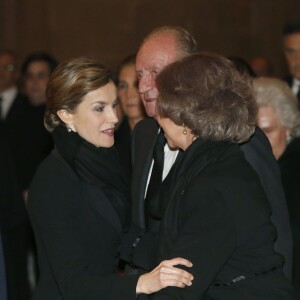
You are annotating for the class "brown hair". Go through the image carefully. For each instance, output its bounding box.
[156,52,257,143]
[143,26,198,57]
[45,57,112,132]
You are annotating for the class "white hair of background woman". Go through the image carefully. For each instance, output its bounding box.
[253,77,300,137]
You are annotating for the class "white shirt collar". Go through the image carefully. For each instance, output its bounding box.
[292,78,300,95]
[0,86,18,119]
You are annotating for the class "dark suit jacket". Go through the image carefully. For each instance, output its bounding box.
[13,104,53,190]
[284,76,300,105]
[131,119,293,279]
[1,92,35,190]
[149,139,295,300]
[0,137,30,300]
[28,149,138,300]
[278,137,300,294]
[2,92,29,124]
[115,118,133,179]
[0,234,7,300]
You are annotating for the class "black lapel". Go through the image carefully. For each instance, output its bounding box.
[132,118,159,228]
[84,184,122,234]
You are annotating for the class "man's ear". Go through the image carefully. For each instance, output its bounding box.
[57,109,76,132]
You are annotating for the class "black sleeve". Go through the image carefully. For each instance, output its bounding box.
[28,176,139,300]
[151,183,236,300]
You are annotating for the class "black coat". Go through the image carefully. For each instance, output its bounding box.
[150,139,295,299]
[115,118,133,179]
[28,149,138,300]
[278,137,300,294]
[283,76,300,105]
[131,119,293,279]
[0,137,30,300]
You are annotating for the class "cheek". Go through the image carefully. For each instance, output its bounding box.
[118,89,126,100]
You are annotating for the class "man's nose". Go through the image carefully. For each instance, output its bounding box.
[138,75,154,94]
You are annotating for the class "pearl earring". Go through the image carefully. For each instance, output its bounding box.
[67,124,72,132]
[182,124,187,135]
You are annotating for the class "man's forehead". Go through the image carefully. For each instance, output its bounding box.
[136,34,180,69]
[284,33,300,47]
[137,50,171,69]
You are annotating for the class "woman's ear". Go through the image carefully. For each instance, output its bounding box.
[57,110,76,132]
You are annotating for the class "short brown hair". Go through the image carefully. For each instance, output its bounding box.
[156,52,257,143]
[143,26,198,57]
[45,57,112,131]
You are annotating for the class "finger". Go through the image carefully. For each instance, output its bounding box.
[159,274,193,288]
[160,265,194,281]
[162,257,193,268]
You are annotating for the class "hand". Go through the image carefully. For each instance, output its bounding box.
[136,257,194,295]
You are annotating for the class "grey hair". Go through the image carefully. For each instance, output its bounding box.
[143,26,198,57]
[253,77,300,137]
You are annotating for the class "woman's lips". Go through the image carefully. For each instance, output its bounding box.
[101,128,115,136]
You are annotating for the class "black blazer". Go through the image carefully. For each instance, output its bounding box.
[0,138,30,300]
[2,92,29,124]
[278,137,300,294]
[28,150,138,300]
[115,118,133,179]
[131,119,293,279]
[284,76,300,105]
[150,139,295,300]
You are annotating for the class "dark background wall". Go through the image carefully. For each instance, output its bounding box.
[1,0,300,75]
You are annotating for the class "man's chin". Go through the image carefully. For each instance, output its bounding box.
[145,102,158,118]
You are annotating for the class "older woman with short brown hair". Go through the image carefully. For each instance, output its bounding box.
[147,53,296,299]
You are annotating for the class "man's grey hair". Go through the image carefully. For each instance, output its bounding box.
[143,26,198,57]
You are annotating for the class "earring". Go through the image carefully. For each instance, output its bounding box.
[182,124,187,135]
[66,124,72,132]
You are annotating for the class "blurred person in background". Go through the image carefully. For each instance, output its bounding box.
[19,52,57,198]
[0,49,31,300]
[115,54,145,177]
[0,49,29,124]
[283,20,300,105]
[249,56,273,77]
[254,77,300,295]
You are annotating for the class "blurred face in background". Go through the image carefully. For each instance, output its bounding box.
[0,52,19,92]
[257,106,291,159]
[24,61,51,105]
[118,63,144,128]
[284,33,300,80]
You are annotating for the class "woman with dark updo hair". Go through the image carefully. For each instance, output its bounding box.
[27,57,193,300]
[115,54,145,177]
[147,52,296,299]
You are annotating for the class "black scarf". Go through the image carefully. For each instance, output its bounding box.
[52,125,131,232]
[150,138,235,220]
